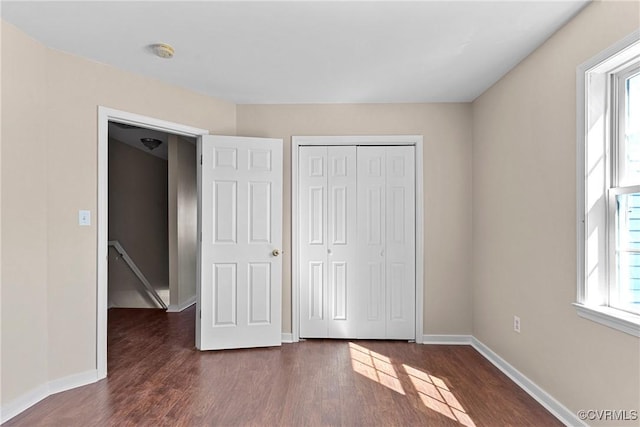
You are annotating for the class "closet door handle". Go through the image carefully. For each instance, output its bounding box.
[272,249,281,257]
[380,249,384,257]
[328,249,333,256]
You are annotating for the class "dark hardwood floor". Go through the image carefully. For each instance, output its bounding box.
[4,307,562,426]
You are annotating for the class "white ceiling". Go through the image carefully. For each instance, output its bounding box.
[1,1,589,104]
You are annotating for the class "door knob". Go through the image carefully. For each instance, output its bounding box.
[272,249,281,257]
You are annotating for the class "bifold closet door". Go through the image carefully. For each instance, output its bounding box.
[299,146,357,338]
[357,146,415,339]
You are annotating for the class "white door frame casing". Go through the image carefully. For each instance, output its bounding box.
[291,135,424,343]
[97,106,208,379]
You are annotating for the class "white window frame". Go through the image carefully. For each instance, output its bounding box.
[576,30,640,337]
[615,64,640,188]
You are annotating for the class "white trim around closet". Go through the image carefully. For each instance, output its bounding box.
[291,135,424,343]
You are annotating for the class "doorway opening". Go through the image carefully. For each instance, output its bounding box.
[108,122,171,310]
[108,123,199,312]
[97,107,208,379]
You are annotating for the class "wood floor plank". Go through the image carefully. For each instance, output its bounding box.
[3,307,563,426]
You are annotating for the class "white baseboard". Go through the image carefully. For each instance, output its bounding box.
[470,338,585,427]
[1,370,98,424]
[422,334,473,345]
[167,295,196,313]
[281,333,293,343]
[420,335,584,427]
[48,370,98,395]
[0,383,49,425]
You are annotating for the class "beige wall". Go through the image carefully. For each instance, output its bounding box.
[168,135,198,308]
[1,18,49,404]
[237,103,474,335]
[1,20,236,404]
[108,138,168,308]
[472,1,640,425]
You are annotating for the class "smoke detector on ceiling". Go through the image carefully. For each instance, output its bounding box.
[150,43,175,59]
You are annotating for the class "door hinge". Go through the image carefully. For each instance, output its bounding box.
[200,155,203,165]
[199,310,202,319]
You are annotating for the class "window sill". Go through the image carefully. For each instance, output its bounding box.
[573,303,640,337]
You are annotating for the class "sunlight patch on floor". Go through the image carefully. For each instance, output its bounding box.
[404,364,476,427]
[349,342,405,395]
[348,342,476,426]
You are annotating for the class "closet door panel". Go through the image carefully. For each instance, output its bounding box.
[357,147,387,338]
[299,147,328,337]
[327,146,357,338]
[385,146,415,339]
[300,144,415,340]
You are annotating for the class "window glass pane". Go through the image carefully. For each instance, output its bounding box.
[615,192,640,314]
[623,72,640,185]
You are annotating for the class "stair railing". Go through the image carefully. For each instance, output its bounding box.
[108,240,168,310]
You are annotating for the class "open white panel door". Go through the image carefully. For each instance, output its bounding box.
[197,135,282,350]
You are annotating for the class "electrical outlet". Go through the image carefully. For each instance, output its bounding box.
[513,316,521,333]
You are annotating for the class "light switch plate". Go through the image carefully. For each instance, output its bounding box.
[79,210,91,226]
